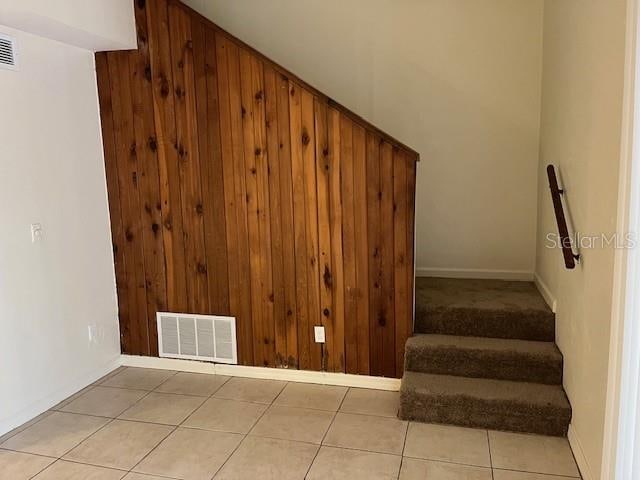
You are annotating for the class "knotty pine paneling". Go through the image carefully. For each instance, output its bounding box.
[96,0,419,378]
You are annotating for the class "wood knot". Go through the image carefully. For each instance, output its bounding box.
[195,203,204,215]
[175,86,183,98]
[136,0,146,9]
[197,263,207,274]
[129,142,137,157]
[301,131,310,146]
[144,65,152,82]
[287,309,293,316]
[323,265,332,288]
[160,78,170,98]
[378,314,386,327]
[255,90,263,101]
[378,191,383,200]
[263,337,270,345]
[148,136,158,152]
[241,105,246,117]
[250,167,257,175]
[268,293,274,302]
[323,308,330,317]
[163,219,172,231]
[125,230,134,242]
[186,40,193,50]
[323,147,329,157]
[254,147,261,156]
[151,223,160,235]
[290,86,295,97]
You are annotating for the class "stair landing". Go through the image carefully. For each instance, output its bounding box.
[414,277,555,341]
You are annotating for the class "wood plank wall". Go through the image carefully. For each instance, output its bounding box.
[96,0,418,378]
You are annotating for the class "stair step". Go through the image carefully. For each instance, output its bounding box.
[415,278,555,341]
[399,372,571,436]
[405,334,563,384]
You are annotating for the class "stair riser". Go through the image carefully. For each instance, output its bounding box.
[405,348,563,384]
[415,307,555,342]
[399,392,570,437]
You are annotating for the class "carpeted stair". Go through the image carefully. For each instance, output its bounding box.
[399,277,572,436]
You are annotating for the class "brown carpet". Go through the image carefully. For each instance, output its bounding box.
[400,277,571,437]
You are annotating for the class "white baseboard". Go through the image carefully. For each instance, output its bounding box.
[0,356,122,437]
[416,267,534,281]
[568,424,595,480]
[534,273,557,312]
[121,355,401,391]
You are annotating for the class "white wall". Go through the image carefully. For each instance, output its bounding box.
[535,1,627,478]
[0,26,121,435]
[183,0,545,279]
[0,0,136,51]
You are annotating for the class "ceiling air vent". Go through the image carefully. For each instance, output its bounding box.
[157,312,237,364]
[0,34,17,71]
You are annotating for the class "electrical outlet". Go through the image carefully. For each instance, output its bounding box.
[30,223,43,243]
[314,326,325,343]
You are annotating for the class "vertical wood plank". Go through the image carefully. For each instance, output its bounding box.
[252,54,276,367]
[227,40,254,365]
[340,115,358,374]
[353,124,370,375]
[146,0,187,314]
[215,34,253,365]
[289,81,310,370]
[328,107,345,373]
[277,74,298,368]
[96,52,131,354]
[407,159,417,344]
[366,132,383,376]
[301,88,322,371]
[264,65,287,367]
[131,1,167,356]
[239,48,265,365]
[394,149,409,377]
[314,99,336,371]
[168,4,208,314]
[380,142,396,377]
[193,23,230,313]
[107,51,150,354]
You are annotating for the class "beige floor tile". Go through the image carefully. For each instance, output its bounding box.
[400,458,492,480]
[134,427,243,480]
[60,387,147,418]
[0,412,109,457]
[63,420,172,470]
[307,446,401,479]
[118,392,204,425]
[183,397,267,434]
[214,436,318,480]
[493,470,579,480]
[101,368,175,391]
[52,386,95,411]
[154,372,230,397]
[489,431,580,477]
[0,411,53,444]
[323,413,407,455]
[213,377,286,404]
[340,388,399,417]
[93,367,128,386]
[274,383,347,411]
[33,460,126,479]
[250,405,334,444]
[0,450,55,480]
[404,423,491,467]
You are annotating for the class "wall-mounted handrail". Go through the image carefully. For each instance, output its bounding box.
[547,165,580,270]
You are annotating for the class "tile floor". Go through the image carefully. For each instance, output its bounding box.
[0,367,582,480]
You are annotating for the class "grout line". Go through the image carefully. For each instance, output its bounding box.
[486,430,495,480]
[207,381,289,480]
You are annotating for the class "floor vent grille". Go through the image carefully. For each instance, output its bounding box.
[157,312,237,364]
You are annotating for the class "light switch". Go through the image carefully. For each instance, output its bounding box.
[30,223,43,243]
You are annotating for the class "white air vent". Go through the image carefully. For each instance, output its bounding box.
[157,312,237,364]
[0,34,17,71]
